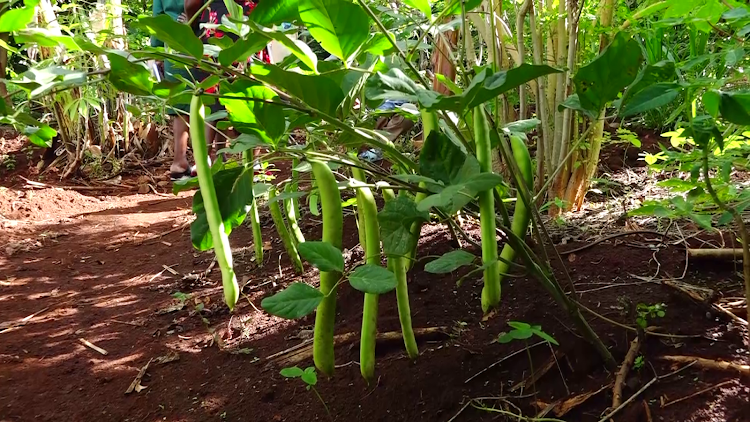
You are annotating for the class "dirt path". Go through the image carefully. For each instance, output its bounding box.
[2,180,750,421]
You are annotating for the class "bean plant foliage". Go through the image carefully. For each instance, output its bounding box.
[11,0,750,380]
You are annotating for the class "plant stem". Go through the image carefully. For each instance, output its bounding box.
[285,157,305,245]
[243,150,264,266]
[311,160,344,377]
[475,108,501,312]
[702,150,750,339]
[352,167,381,383]
[268,186,303,274]
[382,189,419,359]
[189,93,239,310]
[311,386,332,420]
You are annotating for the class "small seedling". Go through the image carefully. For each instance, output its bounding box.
[633,355,644,370]
[496,322,559,394]
[636,303,666,328]
[280,366,330,418]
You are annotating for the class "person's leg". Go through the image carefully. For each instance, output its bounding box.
[170,114,191,175]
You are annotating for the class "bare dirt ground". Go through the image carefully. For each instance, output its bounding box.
[1,130,750,422]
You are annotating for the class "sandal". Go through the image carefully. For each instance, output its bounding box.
[170,165,197,182]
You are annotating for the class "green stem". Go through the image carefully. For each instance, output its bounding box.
[285,157,305,245]
[243,150,264,266]
[189,93,239,310]
[311,160,344,377]
[406,110,439,271]
[269,187,303,274]
[474,108,501,313]
[382,189,419,359]
[352,167,381,383]
[496,135,533,286]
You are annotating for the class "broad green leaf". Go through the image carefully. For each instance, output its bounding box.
[573,32,643,112]
[191,167,254,250]
[402,0,431,19]
[218,34,268,67]
[261,282,324,319]
[298,0,370,61]
[690,213,713,230]
[445,0,482,14]
[298,241,344,272]
[718,91,750,125]
[462,64,561,110]
[620,61,677,107]
[139,15,203,59]
[244,21,318,71]
[24,124,56,148]
[692,0,727,33]
[217,133,269,155]
[348,264,398,294]
[250,64,344,116]
[12,66,87,98]
[718,211,734,226]
[557,94,597,120]
[503,119,540,134]
[268,190,308,204]
[424,250,476,273]
[0,0,39,32]
[726,47,745,67]
[418,131,467,185]
[703,90,720,118]
[251,0,300,25]
[107,53,154,96]
[220,81,285,144]
[531,328,559,345]
[508,321,532,331]
[619,83,681,117]
[377,196,429,257]
[366,67,423,103]
[280,366,305,377]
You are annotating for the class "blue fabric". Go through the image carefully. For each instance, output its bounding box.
[376,100,407,111]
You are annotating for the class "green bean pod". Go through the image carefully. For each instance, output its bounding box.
[405,110,439,271]
[352,167,381,382]
[242,150,264,266]
[190,94,239,310]
[496,135,533,286]
[285,157,305,245]
[311,160,344,377]
[474,108,501,313]
[381,189,419,359]
[269,187,304,274]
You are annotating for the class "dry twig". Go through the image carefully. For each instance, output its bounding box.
[661,379,736,408]
[612,337,641,409]
[660,355,750,376]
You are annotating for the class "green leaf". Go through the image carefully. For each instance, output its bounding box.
[402,0,431,18]
[507,321,532,331]
[718,211,734,226]
[445,0,482,14]
[139,15,203,59]
[573,32,643,112]
[366,67,423,103]
[220,81,285,144]
[718,91,750,125]
[462,64,561,110]
[280,366,305,378]
[620,61,677,107]
[298,0,370,61]
[417,172,503,214]
[191,167,254,250]
[245,21,318,71]
[0,0,39,32]
[251,0,300,25]
[377,195,429,257]
[298,241,344,272]
[250,64,344,116]
[261,282,324,319]
[24,124,56,148]
[424,250,476,273]
[726,47,744,67]
[419,131,467,185]
[106,53,154,96]
[531,328,559,345]
[301,367,317,386]
[689,213,713,230]
[703,90,720,118]
[11,66,88,98]
[348,264,398,294]
[218,34,268,67]
[619,83,681,117]
[557,94,598,120]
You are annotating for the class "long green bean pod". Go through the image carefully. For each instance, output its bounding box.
[190,93,239,310]
[474,108,501,313]
[496,135,533,286]
[311,160,344,377]
[269,187,304,274]
[405,110,439,271]
[352,167,381,382]
[242,150,264,266]
[381,189,419,359]
[285,157,305,245]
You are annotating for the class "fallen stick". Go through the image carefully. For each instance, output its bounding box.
[559,230,670,256]
[661,279,746,325]
[510,350,565,392]
[596,361,697,422]
[465,341,547,384]
[688,248,745,260]
[79,338,108,355]
[661,379,736,408]
[269,327,448,366]
[660,355,750,376]
[0,307,50,334]
[643,400,653,422]
[613,337,641,409]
